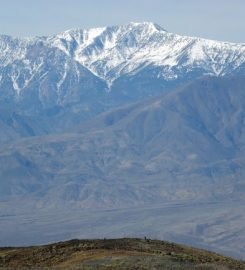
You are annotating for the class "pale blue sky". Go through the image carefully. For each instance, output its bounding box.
[0,0,244,42]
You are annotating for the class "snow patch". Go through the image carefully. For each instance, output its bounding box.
[11,73,21,94]
[83,27,106,45]
[57,63,68,89]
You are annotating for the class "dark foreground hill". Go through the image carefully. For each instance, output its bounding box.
[0,238,244,270]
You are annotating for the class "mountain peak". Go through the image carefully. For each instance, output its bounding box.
[56,22,166,38]
[126,21,167,32]
[0,22,244,96]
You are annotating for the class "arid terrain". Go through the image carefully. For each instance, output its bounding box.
[0,238,244,270]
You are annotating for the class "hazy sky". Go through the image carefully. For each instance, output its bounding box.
[0,0,244,43]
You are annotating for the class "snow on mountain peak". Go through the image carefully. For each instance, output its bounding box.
[50,22,243,84]
[0,22,245,93]
[48,22,171,83]
[124,21,167,32]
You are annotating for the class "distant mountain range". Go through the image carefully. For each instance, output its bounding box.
[0,23,244,259]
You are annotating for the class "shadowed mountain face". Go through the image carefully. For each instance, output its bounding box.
[1,76,245,204]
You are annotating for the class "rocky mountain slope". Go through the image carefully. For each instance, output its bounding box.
[1,76,244,204]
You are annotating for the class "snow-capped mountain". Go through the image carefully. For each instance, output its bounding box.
[0,22,245,136]
[50,22,245,83]
[1,22,245,95]
[1,23,245,258]
[0,22,244,142]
